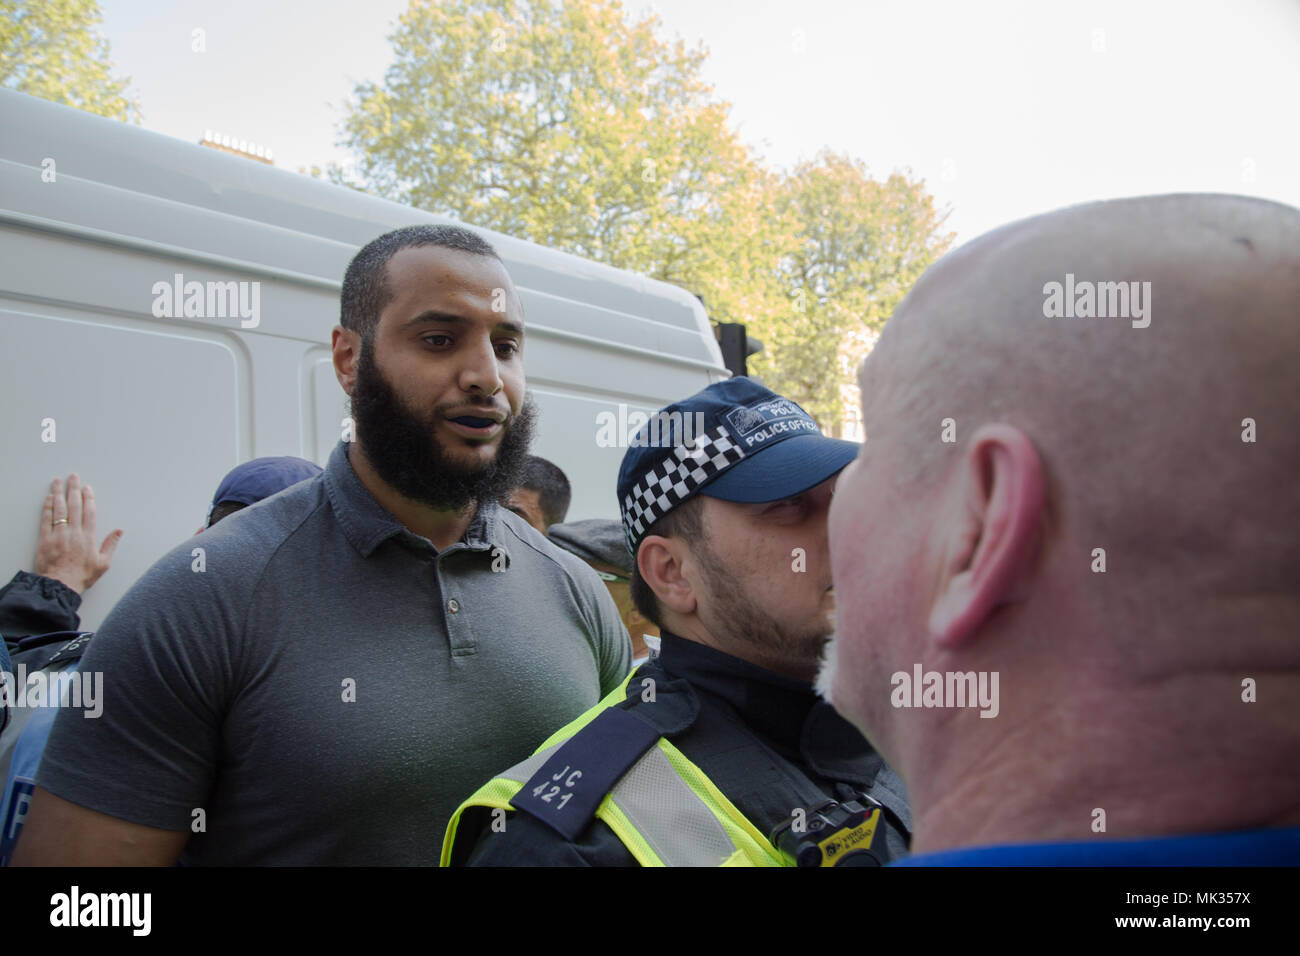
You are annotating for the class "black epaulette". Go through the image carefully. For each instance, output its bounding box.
[509,666,700,840]
[509,705,662,841]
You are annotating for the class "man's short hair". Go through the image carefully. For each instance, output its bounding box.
[340,224,500,343]
[629,496,704,630]
[520,456,572,528]
[207,500,248,527]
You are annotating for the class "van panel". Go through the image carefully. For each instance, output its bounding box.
[0,305,245,630]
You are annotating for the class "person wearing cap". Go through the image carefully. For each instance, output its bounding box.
[442,378,911,866]
[199,456,323,531]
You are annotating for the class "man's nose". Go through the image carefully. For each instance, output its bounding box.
[459,335,504,395]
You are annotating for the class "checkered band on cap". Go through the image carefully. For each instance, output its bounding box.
[621,425,746,553]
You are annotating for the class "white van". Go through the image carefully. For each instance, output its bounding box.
[0,90,728,630]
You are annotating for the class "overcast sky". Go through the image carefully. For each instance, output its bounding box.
[98,0,1300,245]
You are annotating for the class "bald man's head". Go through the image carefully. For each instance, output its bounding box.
[873,193,1298,597]
[823,194,1300,851]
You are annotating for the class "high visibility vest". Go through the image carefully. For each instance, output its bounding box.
[442,676,787,866]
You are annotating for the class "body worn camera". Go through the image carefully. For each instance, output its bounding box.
[771,799,885,867]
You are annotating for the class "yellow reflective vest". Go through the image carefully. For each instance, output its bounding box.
[442,676,787,866]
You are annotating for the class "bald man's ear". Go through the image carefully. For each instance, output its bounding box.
[928,424,1046,649]
[332,326,361,397]
[638,534,698,621]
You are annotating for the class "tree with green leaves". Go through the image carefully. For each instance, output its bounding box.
[751,152,954,431]
[0,0,138,122]
[336,0,952,432]
[334,0,778,321]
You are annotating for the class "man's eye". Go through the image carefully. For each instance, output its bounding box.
[496,341,521,356]
[423,334,452,348]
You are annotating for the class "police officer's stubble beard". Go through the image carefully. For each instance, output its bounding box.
[690,533,833,674]
[349,337,537,514]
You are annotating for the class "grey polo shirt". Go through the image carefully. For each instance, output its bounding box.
[35,441,631,865]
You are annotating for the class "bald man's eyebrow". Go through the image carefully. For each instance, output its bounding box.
[403,311,524,336]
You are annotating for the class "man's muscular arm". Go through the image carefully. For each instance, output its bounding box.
[11,787,188,866]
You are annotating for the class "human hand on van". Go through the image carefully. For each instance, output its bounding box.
[34,474,123,595]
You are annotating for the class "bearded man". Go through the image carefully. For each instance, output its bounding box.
[13,225,631,866]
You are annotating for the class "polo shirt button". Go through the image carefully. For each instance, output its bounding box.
[448,599,460,614]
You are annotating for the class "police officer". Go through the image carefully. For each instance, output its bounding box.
[443,379,911,866]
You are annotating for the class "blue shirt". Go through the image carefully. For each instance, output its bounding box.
[892,826,1300,866]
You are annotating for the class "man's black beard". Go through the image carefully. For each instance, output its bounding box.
[350,341,537,514]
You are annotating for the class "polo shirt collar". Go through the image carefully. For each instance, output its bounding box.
[322,441,507,559]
